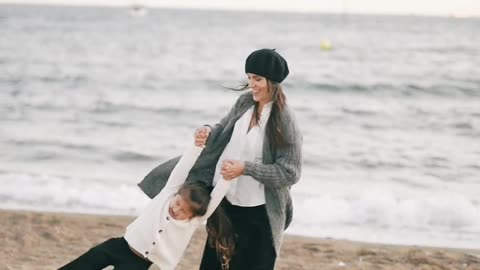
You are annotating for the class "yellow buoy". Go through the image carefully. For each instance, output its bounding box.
[320,40,333,51]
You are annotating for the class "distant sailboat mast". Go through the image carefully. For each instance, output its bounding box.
[129,1,148,16]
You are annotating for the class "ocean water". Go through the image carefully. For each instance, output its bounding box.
[1,4,479,250]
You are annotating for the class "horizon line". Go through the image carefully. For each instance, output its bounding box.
[1,2,479,19]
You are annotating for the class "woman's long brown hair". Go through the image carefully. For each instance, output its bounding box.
[230,79,288,150]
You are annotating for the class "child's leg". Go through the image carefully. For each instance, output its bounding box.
[111,239,152,270]
[114,261,152,270]
[58,237,126,270]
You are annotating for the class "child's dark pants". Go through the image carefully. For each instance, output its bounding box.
[58,237,152,270]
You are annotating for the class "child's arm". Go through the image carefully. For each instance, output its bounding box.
[164,144,204,191]
[199,178,233,220]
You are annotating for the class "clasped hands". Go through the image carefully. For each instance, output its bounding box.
[220,160,245,180]
[194,126,245,180]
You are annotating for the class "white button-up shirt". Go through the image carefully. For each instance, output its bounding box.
[124,144,232,270]
[213,102,272,206]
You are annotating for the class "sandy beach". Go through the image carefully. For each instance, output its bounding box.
[1,209,479,270]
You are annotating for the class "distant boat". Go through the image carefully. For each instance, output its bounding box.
[129,4,148,16]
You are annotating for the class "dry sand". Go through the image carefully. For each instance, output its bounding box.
[1,209,479,270]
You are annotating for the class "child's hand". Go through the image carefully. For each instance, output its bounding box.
[220,160,244,180]
[194,126,211,146]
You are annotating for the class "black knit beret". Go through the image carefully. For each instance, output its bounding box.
[245,49,289,83]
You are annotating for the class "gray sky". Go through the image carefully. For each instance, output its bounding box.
[1,0,479,17]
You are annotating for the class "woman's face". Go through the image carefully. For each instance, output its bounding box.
[247,73,271,105]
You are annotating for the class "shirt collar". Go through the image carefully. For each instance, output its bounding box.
[258,102,273,127]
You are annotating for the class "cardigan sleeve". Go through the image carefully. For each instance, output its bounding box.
[243,108,303,189]
[243,138,302,189]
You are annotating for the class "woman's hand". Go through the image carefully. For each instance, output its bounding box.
[193,126,211,146]
[220,160,245,180]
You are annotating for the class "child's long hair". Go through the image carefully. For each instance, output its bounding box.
[177,182,235,270]
[206,198,235,270]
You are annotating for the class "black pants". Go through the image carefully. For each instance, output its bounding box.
[58,237,152,270]
[199,201,277,270]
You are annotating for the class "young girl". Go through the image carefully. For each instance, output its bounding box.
[58,143,236,270]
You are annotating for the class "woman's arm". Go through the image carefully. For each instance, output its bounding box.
[221,133,302,189]
[243,139,302,189]
[222,107,303,189]
[245,110,303,188]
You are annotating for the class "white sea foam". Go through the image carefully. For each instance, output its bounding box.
[0,172,150,215]
[289,188,480,249]
[2,171,479,249]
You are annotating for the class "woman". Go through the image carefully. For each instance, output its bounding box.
[138,48,302,270]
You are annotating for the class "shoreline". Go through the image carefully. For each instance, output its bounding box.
[2,208,479,270]
[2,3,478,19]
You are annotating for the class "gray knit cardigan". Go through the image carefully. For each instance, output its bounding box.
[138,91,303,255]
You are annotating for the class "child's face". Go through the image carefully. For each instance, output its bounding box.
[168,194,195,221]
